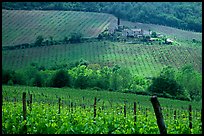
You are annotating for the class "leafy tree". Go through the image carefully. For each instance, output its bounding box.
[130,75,150,93]
[50,69,70,88]
[68,65,90,89]
[35,35,44,46]
[69,33,83,43]
[176,65,202,101]
[97,66,112,90]
[2,69,13,84]
[118,68,132,90]
[148,66,183,97]
[151,32,157,38]
[11,71,27,85]
[32,72,43,87]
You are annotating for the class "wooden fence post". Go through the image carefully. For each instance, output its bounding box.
[134,102,136,125]
[94,97,97,119]
[14,97,16,107]
[150,96,167,134]
[30,94,32,112]
[145,108,148,122]
[124,101,126,117]
[58,98,61,114]
[71,102,73,113]
[189,105,192,133]
[22,92,27,134]
[174,110,176,120]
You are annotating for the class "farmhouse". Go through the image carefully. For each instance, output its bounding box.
[165,38,174,44]
[122,28,145,38]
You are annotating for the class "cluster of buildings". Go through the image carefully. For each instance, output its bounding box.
[105,18,174,44]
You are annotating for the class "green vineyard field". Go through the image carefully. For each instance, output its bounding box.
[2,41,202,77]
[2,85,202,134]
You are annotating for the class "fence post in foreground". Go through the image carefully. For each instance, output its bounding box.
[58,98,61,114]
[94,97,97,119]
[134,102,136,125]
[189,105,192,133]
[30,94,32,112]
[150,96,167,134]
[174,110,176,120]
[124,101,126,117]
[14,97,16,107]
[22,92,27,134]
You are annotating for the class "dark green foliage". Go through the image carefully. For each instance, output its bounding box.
[50,69,70,88]
[63,36,69,44]
[2,69,13,84]
[151,32,157,38]
[74,74,89,89]
[176,65,202,101]
[32,72,43,87]
[69,33,83,43]
[149,76,183,97]
[11,71,27,85]
[35,35,44,46]
[148,66,183,97]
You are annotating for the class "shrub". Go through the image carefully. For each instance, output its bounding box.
[148,66,184,98]
[50,69,70,88]
[2,69,13,84]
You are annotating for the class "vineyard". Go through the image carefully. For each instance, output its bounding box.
[2,41,202,77]
[2,8,202,134]
[2,9,117,47]
[2,85,202,134]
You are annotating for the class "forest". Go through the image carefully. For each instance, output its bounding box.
[2,2,202,32]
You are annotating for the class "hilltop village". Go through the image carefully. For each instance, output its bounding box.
[98,18,175,45]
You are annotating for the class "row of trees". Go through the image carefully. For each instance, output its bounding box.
[3,33,83,50]
[2,60,202,102]
[2,2,202,32]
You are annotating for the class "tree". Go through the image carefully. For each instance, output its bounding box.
[63,36,69,44]
[151,32,157,38]
[68,65,90,89]
[69,33,83,43]
[32,72,43,87]
[148,66,183,97]
[50,69,70,88]
[176,65,202,101]
[35,35,44,46]
[2,69,13,84]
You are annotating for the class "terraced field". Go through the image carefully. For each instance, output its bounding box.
[2,9,117,46]
[2,41,202,77]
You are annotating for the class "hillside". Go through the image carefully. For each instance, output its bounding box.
[2,9,117,46]
[2,2,202,32]
[2,9,202,77]
[2,41,202,77]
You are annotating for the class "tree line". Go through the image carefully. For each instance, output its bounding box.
[2,59,202,102]
[2,2,202,32]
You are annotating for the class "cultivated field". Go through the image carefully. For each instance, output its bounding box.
[2,9,117,46]
[2,41,202,77]
[2,85,202,134]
